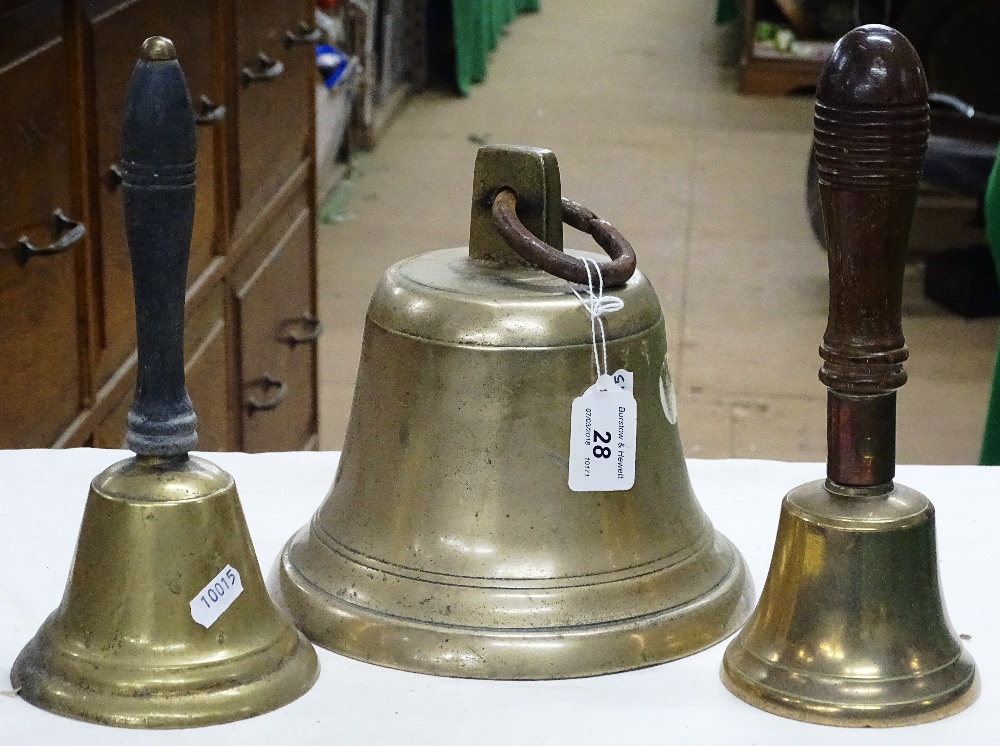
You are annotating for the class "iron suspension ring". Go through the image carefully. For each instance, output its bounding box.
[490,188,637,287]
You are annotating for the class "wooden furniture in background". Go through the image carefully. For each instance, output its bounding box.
[0,0,320,451]
[344,0,426,149]
[738,0,824,95]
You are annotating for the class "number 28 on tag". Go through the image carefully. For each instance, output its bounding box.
[568,373,637,491]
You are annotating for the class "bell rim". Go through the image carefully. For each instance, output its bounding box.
[270,532,754,680]
[720,646,979,728]
[10,624,318,728]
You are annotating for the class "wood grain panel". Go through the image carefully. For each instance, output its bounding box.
[233,0,314,235]
[86,0,223,386]
[0,2,84,447]
[234,205,316,452]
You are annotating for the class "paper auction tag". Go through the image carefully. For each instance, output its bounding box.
[568,373,637,492]
[190,564,244,628]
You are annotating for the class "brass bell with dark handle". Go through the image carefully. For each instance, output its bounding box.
[721,25,978,727]
[10,37,318,728]
[270,144,754,679]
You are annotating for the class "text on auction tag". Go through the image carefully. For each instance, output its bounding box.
[190,564,243,628]
[611,369,633,392]
[568,373,637,491]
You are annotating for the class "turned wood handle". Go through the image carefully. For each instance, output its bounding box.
[121,36,198,456]
[815,25,928,488]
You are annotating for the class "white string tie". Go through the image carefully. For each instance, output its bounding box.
[570,257,624,380]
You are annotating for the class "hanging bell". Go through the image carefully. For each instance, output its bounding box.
[271,144,754,679]
[721,25,978,726]
[10,37,318,728]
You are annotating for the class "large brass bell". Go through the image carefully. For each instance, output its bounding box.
[10,38,318,727]
[271,145,754,679]
[721,26,978,726]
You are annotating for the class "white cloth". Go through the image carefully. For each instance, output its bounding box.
[1,449,995,744]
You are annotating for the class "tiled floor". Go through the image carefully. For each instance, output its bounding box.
[316,0,998,465]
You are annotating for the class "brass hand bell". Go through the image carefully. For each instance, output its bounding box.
[721,25,978,726]
[10,37,318,728]
[271,145,754,679]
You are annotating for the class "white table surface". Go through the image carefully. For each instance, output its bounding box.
[1,449,996,744]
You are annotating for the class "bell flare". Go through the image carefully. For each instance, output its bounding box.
[11,455,318,728]
[271,256,753,679]
[721,480,978,727]
[272,526,751,680]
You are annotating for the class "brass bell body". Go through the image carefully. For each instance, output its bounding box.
[12,456,318,728]
[721,26,978,726]
[723,480,977,725]
[10,38,317,727]
[272,146,753,679]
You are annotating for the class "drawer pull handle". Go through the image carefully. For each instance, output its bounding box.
[242,53,285,84]
[108,163,124,190]
[279,314,323,347]
[246,374,289,414]
[13,209,86,264]
[285,23,322,45]
[194,95,226,125]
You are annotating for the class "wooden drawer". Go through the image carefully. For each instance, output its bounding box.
[234,0,314,235]
[0,1,319,453]
[0,1,85,447]
[232,198,316,452]
[93,283,232,450]
[86,0,224,386]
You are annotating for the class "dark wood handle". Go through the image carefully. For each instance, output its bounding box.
[815,25,929,488]
[121,36,198,456]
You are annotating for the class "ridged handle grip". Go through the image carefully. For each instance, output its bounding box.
[121,37,198,456]
[815,25,928,488]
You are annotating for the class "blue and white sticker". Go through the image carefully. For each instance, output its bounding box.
[190,564,244,628]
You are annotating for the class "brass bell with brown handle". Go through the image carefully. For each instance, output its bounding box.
[10,37,318,728]
[721,25,979,726]
[270,145,754,679]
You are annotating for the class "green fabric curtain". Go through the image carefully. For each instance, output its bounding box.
[987,149,1000,262]
[715,0,739,25]
[453,0,540,95]
[979,147,1000,463]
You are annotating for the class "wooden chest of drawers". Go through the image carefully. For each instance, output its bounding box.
[0,0,319,451]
